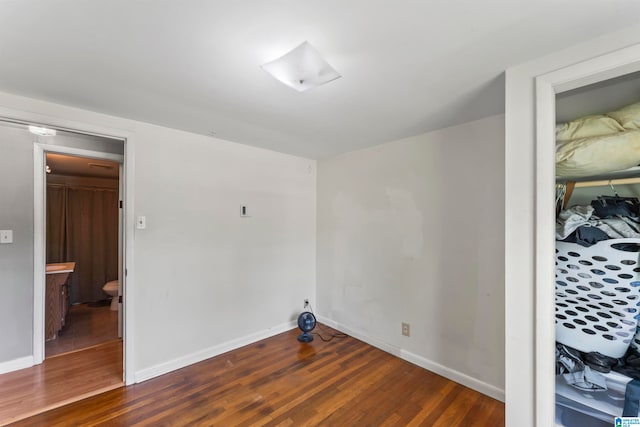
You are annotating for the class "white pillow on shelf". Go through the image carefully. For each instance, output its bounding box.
[556,115,624,141]
[556,130,640,178]
[607,102,640,131]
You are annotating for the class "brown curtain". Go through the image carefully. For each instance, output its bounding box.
[46,185,119,304]
[46,185,66,263]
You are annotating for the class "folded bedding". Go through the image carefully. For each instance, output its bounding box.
[556,102,640,178]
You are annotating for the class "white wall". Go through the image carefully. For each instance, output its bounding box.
[0,126,35,364]
[505,24,640,427]
[316,114,505,400]
[132,124,316,375]
[0,91,316,381]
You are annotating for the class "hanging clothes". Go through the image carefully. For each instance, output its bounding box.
[556,204,640,242]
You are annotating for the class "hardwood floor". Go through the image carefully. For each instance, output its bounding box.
[46,302,119,357]
[0,340,123,426]
[11,325,504,426]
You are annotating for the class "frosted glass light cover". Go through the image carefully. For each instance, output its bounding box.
[261,41,341,92]
[28,125,56,136]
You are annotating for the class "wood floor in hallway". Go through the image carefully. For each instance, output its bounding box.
[11,326,504,427]
[0,340,123,426]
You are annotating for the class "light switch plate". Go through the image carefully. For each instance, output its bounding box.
[0,230,13,244]
[136,216,146,229]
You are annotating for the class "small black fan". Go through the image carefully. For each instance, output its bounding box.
[297,311,317,343]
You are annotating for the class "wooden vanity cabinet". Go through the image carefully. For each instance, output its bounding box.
[45,264,74,341]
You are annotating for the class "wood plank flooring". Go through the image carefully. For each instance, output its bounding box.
[46,302,119,357]
[0,340,123,426]
[11,325,504,426]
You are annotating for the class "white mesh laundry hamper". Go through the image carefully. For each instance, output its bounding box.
[556,238,640,358]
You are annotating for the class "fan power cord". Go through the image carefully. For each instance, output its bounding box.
[305,303,347,342]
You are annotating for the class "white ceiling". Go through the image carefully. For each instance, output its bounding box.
[2,1,640,159]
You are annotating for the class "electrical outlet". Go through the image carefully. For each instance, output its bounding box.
[0,230,13,244]
[402,322,410,337]
[136,216,146,229]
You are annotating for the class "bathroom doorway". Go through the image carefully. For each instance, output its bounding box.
[44,152,122,357]
[28,125,126,374]
[0,119,129,420]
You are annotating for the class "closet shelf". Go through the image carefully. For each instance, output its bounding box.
[556,372,630,421]
[557,166,640,184]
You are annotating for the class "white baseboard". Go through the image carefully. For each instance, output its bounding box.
[0,355,34,375]
[134,320,296,383]
[399,349,505,402]
[317,315,505,402]
[317,315,402,358]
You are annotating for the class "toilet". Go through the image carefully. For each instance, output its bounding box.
[102,280,119,311]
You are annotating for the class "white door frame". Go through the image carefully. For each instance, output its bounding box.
[534,45,640,426]
[34,143,124,362]
[10,115,138,387]
[118,162,125,338]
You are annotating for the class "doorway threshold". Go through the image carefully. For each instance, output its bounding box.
[0,340,123,425]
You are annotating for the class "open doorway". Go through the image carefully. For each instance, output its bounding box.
[526,45,640,426]
[44,152,122,358]
[29,125,125,367]
[0,120,128,423]
[553,72,640,426]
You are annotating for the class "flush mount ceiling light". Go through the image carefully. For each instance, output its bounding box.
[28,125,56,136]
[261,41,341,92]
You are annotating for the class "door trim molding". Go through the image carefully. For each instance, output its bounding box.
[533,44,640,426]
[33,143,124,365]
[33,144,45,365]
[0,97,137,385]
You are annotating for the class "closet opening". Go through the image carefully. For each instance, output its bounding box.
[553,71,640,426]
